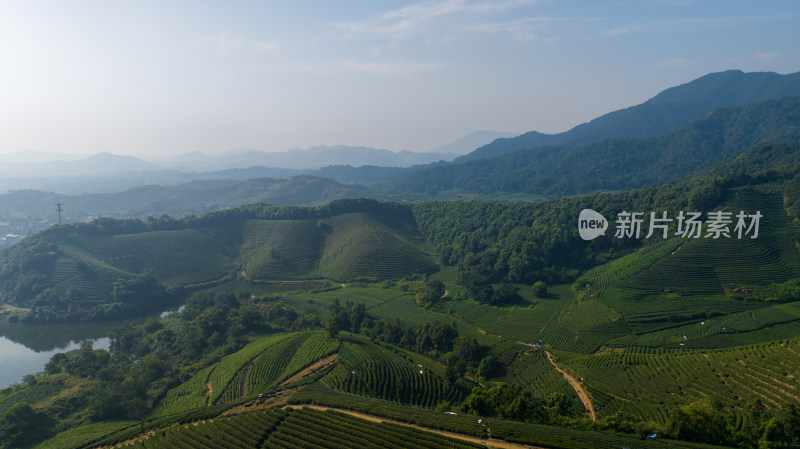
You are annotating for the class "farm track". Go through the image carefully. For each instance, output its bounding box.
[239,357,257,397]
[278,354,337,388]
[205,381,213,407]
[545,351,596,421]
[296,405,544,449]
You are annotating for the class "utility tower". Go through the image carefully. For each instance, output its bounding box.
[56,202,63,225]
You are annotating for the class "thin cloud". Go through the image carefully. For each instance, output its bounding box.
[206,33,280,56]
[751,51,778,64]
[334,0,542,41]
[730,51,781,66]
[340,59,445,76]
[211,33,246,55]
[654,57,692,68]
[251,41,280,54]
[267,59,445,77]
[467,16,557,41]
[599,25,642,38]
[383,0,466,20]
[383,0,536,20]
[334,18,417,40]
[600,14,788,38]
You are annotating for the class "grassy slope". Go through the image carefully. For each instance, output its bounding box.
[316,213,438,280]
[554,337,800,426]
[7,210,440,313]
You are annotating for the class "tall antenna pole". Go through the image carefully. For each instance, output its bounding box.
[56,202,63,225]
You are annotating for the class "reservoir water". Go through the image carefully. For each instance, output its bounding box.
[0,322,115,388]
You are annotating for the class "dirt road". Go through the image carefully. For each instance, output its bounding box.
[544,351,596,421]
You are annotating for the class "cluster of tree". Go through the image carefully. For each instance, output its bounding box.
[17,274,182,323]
[665,399,800,448]
[415,279,445,307]
[574,398,800,448]
[760,279,800,302]
[785,173,800,219]
[461,384,572,424]
[0,234,56,301]
[325,299,485,373]
[0,403,53,449]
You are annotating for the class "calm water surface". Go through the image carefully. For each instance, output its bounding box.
[0,322,115,388]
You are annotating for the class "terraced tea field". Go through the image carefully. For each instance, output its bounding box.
[611,190,800,302]
[68,227,240,286]
[536,189,800,354]
[553,338,800,425]
[317,213,438,280]
[239,219,325,279]
[510,350,582,414]
[264,407,485,449]
[322,335,470,408]
[288,384,717,449]
[152,332,337,417]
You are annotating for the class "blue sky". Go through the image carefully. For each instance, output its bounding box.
[0,1,798,158]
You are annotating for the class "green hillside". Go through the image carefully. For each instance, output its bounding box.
[0,201,437,321]
[321,334,471,408]
[152,332,338,417]
[536,186,800,354]
[553,338,800,427]
[316,213,437,280]
[240,219,325,279]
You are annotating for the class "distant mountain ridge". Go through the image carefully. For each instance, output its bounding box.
[458,70,800,162]
[0,151,163,178]
[390,95,800,196]
[427,130,518,154]
[0,176,369,223]
[164,145,458,171]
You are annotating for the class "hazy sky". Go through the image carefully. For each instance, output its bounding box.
[1,1,798,159]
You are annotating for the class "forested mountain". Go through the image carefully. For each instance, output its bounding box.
[390,95,800,196]
[458,70,800,162]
